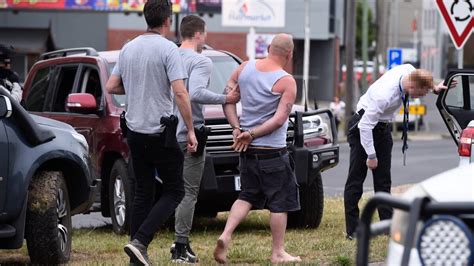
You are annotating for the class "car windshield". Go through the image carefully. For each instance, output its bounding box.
[108,56,239,107]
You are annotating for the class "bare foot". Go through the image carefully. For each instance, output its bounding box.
[270,251,302,264]
[214,238,229,264]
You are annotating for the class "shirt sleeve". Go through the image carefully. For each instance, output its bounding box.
[10,82,23,103]
[165,45,187,82]
[358,97,390,156]
[111,58,121,76]
[188,57,226,104]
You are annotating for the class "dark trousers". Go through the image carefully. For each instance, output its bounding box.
[344,115,394,236]
[126,130,185,247]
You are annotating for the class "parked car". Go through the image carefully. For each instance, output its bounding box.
[356,164,474,265]
[21,47,339,234]
[341,60,386,83]
[355,70,474,265]
[0,88,96,264]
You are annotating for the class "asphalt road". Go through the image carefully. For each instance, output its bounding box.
[322,138,459,197]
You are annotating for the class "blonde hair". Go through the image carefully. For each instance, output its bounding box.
[409,69,434,90]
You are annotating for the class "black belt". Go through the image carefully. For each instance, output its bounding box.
[241,147,288,160]
[356,109,390,127]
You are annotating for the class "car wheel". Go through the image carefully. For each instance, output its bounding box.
[25,171,71,264]
[287,171,324,229]
[109,159,132,235]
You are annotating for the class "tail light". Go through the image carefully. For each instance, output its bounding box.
[458,127,474,157]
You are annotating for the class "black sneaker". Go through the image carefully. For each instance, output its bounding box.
[170,242,198,263]
[124,239,152,266]
[346,233,355,241]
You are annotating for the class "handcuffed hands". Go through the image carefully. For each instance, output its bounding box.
[231,131,253,152]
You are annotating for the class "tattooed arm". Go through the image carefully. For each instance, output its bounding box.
[223,63,245,132]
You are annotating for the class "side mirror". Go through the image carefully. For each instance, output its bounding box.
[0,95,12,118]
[66,93,97,113]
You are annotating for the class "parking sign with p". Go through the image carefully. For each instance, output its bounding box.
[388,48,403,70]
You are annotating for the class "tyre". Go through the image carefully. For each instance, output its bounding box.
[109,159,132,235]
[287,171,324,229]
[25,171,71,264]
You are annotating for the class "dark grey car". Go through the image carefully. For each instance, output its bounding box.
[0,88,97,263]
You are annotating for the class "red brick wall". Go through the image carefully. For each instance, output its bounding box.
[107,29,293,74]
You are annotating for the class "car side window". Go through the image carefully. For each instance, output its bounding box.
[52,66,78,112]
[25,67,52,112]
[79,67,102,110]
[445,75,464,108]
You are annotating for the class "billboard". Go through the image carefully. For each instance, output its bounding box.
[196,0,220,13]
[0,0,218,12]
[222,0,285,28]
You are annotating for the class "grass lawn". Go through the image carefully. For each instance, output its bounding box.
[0,197,389,265]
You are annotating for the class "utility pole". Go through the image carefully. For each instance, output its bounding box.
[345,0,356,135]
[303,0,311,109]
[361,0,369,92]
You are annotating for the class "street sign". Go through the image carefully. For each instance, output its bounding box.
[399,104,427,116]
[436,0,474,49]
[387,48,402,70]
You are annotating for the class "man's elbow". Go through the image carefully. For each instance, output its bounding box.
[105,83,115,94]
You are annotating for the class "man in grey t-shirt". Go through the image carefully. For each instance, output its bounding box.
[170,15,239,264]
[106,1,197,265]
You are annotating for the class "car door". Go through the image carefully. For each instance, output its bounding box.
[436,70,474,145]
[65,65,103,160]
[0,116,8,212]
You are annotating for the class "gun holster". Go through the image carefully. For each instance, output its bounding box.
[192,126,211,157]
[120,111,128,137]
[161,115,178,148]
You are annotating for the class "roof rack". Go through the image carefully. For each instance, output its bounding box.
[39,47,99,60]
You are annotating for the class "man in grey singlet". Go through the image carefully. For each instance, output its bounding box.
[213,33,302,264]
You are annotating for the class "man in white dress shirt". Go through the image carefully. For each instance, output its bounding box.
[343,64,449,239]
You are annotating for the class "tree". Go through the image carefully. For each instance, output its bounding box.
[356,0,376,59]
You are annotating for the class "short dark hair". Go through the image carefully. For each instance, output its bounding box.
[180,15,206,40]
[143,0,172,29]
[0,45,14,65]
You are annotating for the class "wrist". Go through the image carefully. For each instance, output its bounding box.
[249,129,256,139]
[368,153,377,160]
[231,125,241,131]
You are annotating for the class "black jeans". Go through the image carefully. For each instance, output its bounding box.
[344,114,394,236]
[126,129,184,247]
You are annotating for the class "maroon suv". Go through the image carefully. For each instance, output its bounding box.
[22,47,339,234]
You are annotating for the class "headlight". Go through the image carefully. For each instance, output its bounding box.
[302,115,329,139]
[390,185,428,245]
[72,132,89,151]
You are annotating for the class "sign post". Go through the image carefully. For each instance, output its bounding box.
[435,0,474,68]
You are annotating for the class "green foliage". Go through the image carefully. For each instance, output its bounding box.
[356,0,376,58]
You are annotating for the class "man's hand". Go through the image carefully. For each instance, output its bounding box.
[225,86,240,104]
[232,128,241,141]
[367,158,378,170]
[434,80,457,94]
[186,131,198,153]
[231,131,253,152]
